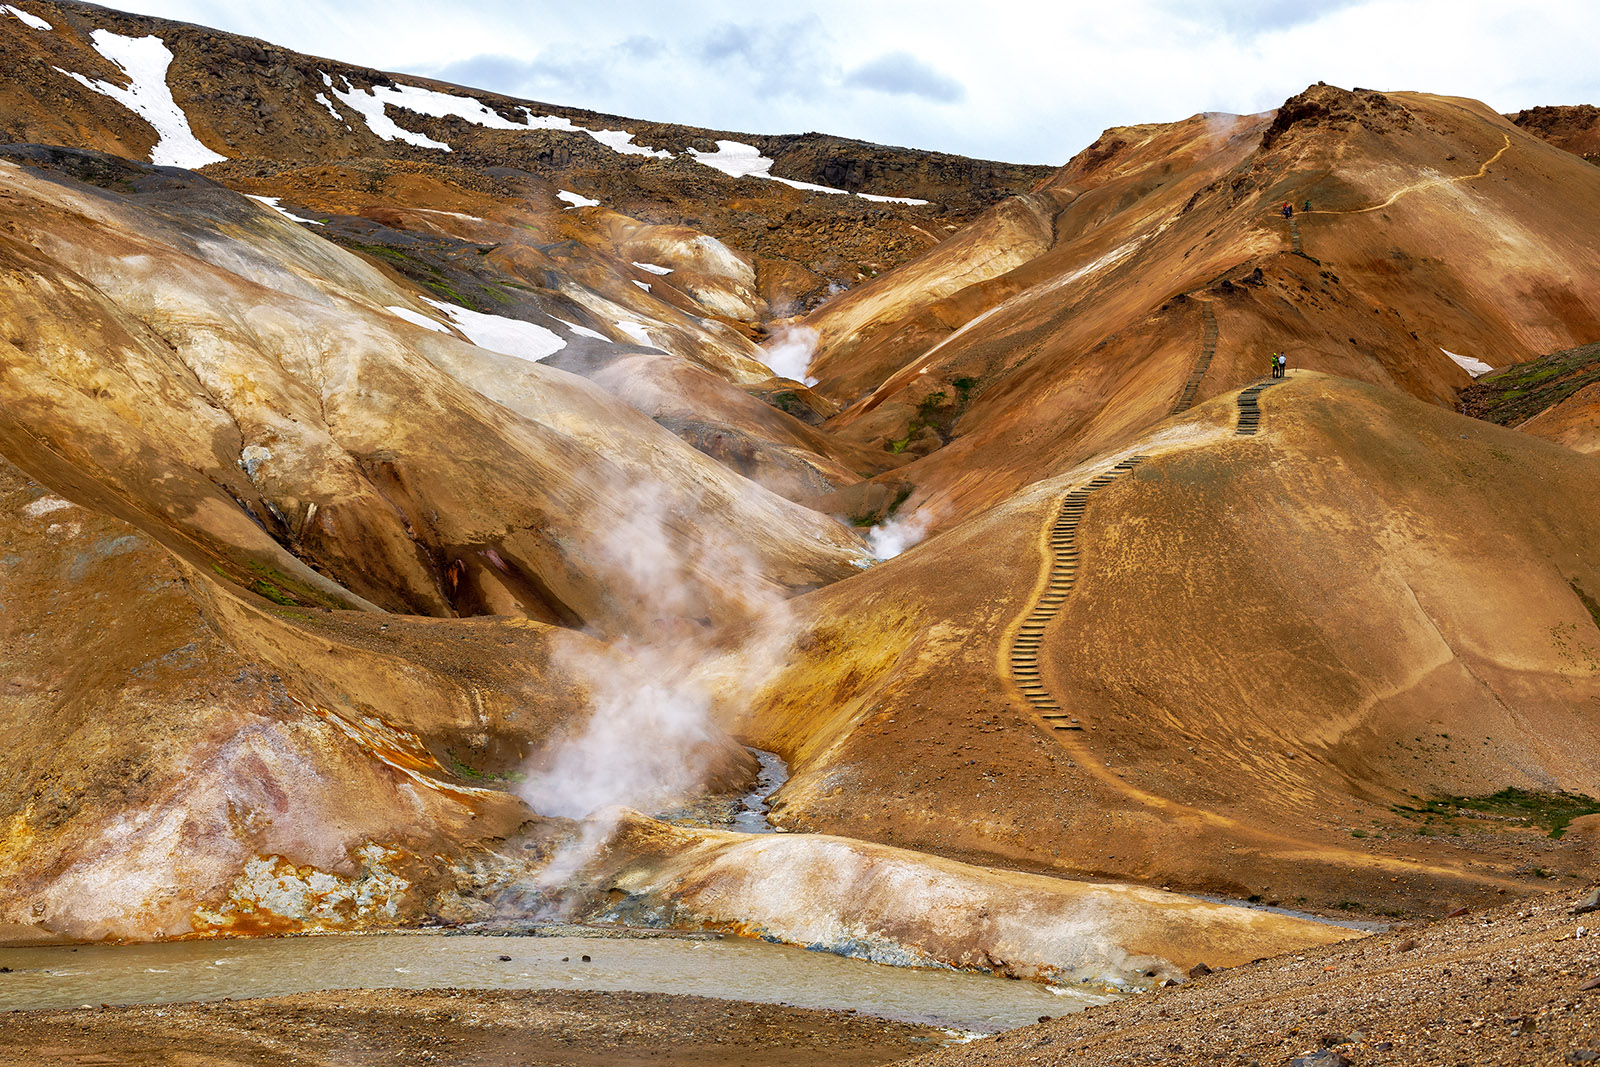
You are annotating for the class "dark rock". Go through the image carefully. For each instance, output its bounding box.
[1375,1042,1394,1052]
[1567,1051,1600,1064]
[1187,962,1213,978]
[497,954,511,961]
[1395,938,1418,952]
[1446,905,1470,917]
[1037,1015,1053,1023]
[1318,1033,1349,1047]
[581,954,591,962]
[1579,975,1600,991]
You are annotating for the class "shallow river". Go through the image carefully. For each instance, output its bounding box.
[0,932,1112,1033]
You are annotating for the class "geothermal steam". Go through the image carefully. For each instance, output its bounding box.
[518,476,794,905]
[868,507,936,559]
[759,325,819,386]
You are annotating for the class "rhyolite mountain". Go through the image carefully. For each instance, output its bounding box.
[0,0,1597,987]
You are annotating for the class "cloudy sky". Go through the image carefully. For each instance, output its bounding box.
[109,0,1598,164]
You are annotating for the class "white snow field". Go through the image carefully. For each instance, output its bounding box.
[632,262,675,275]
[1443,348,1494,377]
[295,77,928,204]
[55,31,227,169]
[424,299,566,364]
[245,195,322,226]
[4,4,51,30]
[689,140,928,204]
[552,318,613,342]
[558,189,601,209]
[384,306,454,334]
[615,321,654,347]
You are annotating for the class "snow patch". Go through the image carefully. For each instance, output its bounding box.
[4,4,50,30]
[615,321,654,347]
[313,91,347,127]
[558,189,600,210]
[633,280,652,292]
[55,31,227,169]
[322,74,452,151]
[424,298,565,363]
[689,139,928,204]
[385,305,453,334]
[632,261,674,275]
[1443,348,1494,377]
[584,127,671,158]
[553,317,612,342]
[245,195,322,226]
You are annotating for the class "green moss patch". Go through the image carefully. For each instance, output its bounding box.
[1394,788,1600,839]
[1460,340,1600,427]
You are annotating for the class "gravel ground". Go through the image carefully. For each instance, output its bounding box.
[0,987,948,1067]
[907,885,1600,1067]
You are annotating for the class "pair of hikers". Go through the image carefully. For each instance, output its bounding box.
[1269,352,1288,378]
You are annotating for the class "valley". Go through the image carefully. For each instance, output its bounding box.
[0,1,1598,1063]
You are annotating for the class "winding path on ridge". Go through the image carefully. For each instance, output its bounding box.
[1286,133,1513,252]
[996,378,1522,888]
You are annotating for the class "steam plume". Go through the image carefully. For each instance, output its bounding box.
[517,475,796,909]
[867,506,937,559]
[759,325,820,386]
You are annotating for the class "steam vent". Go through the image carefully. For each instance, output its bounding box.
[1,2,1599,1063]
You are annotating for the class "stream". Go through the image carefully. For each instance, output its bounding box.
[0,931,1112,1032]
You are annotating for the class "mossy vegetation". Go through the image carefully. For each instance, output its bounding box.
[848,483,914,527]
[1459,340,1600,426]
[888,389,959,454]
[447,750,524,783]
[1393,788,1600,839]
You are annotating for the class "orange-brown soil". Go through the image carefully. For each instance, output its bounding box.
[0,988,944,1066]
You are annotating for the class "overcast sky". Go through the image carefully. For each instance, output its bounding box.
[106,0,1600,165]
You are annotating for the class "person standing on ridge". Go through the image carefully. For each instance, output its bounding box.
[1303,199,1311,212]
[1278,353,1288,378]
[1270,352,1280,378]
[1282,202,1293,218]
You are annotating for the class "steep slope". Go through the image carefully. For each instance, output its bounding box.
[800,86,1600,527]
[0,451,550,940]
[734,374,1600,915]
[0,150,868,633]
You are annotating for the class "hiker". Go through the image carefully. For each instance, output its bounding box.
[1302,198,1311,212]
[1277,353,1288,378]
[1281,202,1292,219]
[1270,352,1280,378]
